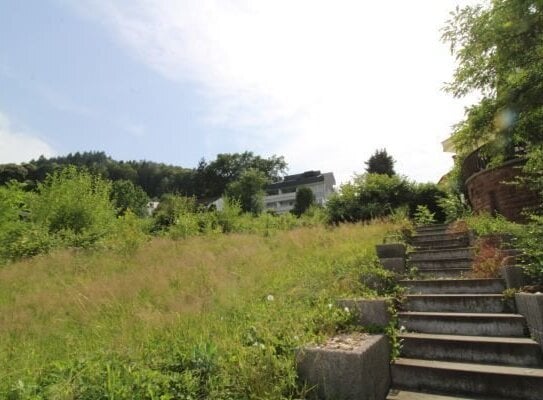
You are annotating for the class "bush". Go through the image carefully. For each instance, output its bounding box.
[111,179,149,217]
[291,187,315,217]
[326,173,447,224]
[30,167,116,248]
[517,214,543,285]
[413,205,435,226]
[437,193,470,223]
[105,211,151,254]
[152,194,198,232]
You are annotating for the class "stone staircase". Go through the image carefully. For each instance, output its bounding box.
[387,224,543,400]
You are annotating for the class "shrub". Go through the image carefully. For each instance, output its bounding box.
[516,214,543,285]
[413,205,435,226]
[29,166,116,248]
[152,194,198,232]
[326,173,447,224]
[110,179,149,217]
[437,193,470,223]
[105,211,151,254]
[225,169,267,214]
[291,187,315,217]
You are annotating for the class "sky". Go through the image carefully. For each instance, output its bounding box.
[0,0,480,184]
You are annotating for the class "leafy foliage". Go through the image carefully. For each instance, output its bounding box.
[111,179,150,217]
[326,173,447,224]
[442,1,543,172]
[365,148,396,176]
[291,187,316,217]
[413,205,436,226]
[0,151,288,200]
[29,166,116,248]
[225,169,268,214]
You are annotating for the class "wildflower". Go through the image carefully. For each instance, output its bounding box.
[267,294,274,302]
[399,325,406,332]
[344,307,350,313]
[328,303,333,309]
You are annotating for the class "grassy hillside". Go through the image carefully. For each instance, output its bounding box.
[0,222,394,399]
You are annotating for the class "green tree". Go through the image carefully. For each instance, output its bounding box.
[197,152,287,199]
[442,1,543,159]
[111,180,150,217]
[365,149,396,176]
[225,169,268,214]
[292,187,316,217]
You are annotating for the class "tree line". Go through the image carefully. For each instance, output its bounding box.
[0,151,287,201]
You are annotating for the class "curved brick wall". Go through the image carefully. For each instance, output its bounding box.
[465,159,541,222]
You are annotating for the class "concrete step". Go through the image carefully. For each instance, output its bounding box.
[417,267,472,278]
[391,358,543,400]
[404,294,513,313]
[398,333,543,367]
[412,232,469,244]
[387,389,498,400]
[409,248,474,262]
[408,258,473,270]
[400,279,505,294]
[415,224,452,233]
[398,312,527,336]
[413,237,471,249]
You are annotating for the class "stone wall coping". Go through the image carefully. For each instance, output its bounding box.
[465,157,525,186]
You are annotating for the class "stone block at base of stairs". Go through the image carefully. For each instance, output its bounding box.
[376,243,406,259]
[391,358,543,400]
[296,333,391,400]
[380,257,406,274]
[337,298,392,328]
[501,265,527,289]
[515,293,543,351]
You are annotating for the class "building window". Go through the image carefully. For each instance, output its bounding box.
[282,187,296,193]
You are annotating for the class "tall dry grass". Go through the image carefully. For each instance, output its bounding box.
[0,222,393,398]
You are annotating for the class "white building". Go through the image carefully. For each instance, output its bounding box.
[264,170,335,214]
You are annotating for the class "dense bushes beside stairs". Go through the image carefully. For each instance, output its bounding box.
[326,173,448,224]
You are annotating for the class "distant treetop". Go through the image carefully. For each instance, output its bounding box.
[365,149,396,176]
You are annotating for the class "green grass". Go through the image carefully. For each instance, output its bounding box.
[0,222,394,399]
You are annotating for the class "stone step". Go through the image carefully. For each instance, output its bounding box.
[409,248,475,262]
[413,237,471,250]
[391,358,543,400]
[408,258,473,270]
[412,232,469,244]
[417,267,472,278]
[398,312,527,336]
[387,389,497,400]
[400,278,505,294]
[398,333,543,367]
[415,224,452,233]
[404,294,512,313]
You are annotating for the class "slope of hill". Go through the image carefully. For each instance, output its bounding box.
[0,222,393,399]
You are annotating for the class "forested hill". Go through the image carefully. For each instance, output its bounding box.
[0,151,287,200]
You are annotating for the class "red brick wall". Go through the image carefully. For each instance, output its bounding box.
[465,159,541,222]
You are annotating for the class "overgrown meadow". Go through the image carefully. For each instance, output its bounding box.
[0,166,401,398]
[0,222,394,398]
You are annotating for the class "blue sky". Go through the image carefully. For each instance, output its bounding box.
[0,0,478,183]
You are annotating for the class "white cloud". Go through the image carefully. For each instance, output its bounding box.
[0,112,55,163]
[73,0,479,183]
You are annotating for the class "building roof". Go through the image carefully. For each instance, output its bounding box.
[266,170,335,190]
